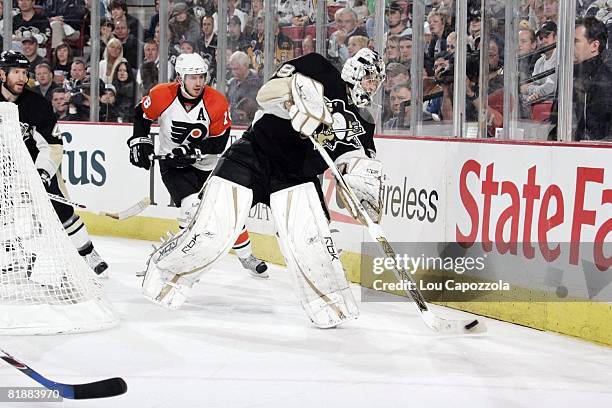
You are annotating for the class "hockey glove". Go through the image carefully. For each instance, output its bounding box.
[337,157,383,224]
[128,137,154,170]
[38,169,51,188]
[166,146,202,168]
[288,73,333,137]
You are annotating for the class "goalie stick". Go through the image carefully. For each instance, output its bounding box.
[308,135,486,335]
[47,194,150,221]
[0,348,127,400]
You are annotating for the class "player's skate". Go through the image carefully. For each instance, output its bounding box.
[239,255,269,279]
[84,249,108,278]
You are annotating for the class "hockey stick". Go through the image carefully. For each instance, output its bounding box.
[149,153,206,161]
[47,193,87,209]
[48,193,151,221]
[308,135,486,334]
[0,348,127,400]
[99,197,151,220]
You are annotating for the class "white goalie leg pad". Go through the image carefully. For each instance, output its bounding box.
[270,182,359,328]
[142,176,253,309]
[178,193,201,229]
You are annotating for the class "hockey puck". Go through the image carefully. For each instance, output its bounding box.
[556,286,568,298]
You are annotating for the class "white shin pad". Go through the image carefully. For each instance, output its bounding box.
[142,176,253,309]
[270,182,359,328]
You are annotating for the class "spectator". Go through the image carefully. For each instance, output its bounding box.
[233,97,259,125]
[99,84,119,122]
[385,35,401,63]
[330,8,368,63]
[384,82,412,129]
[543,0,559,23]
[197,14,216,82]
[146,0,175,40]
[427,9,451,64]
[399,34,412,63]
[65,77,106,121]
[446,32,456,55]
[52,42,73,79]
[13,0,51,46]
[467,9,481,52]
[227,51,262,124]
[249,13,293,72]
[99,18,116,58]
[244,0,263,37]
[386,2,411,36]
[179,39,196,54]
[488,36,505,93]
[348,35,368,58]
[33,62,59,101]
[518,28,538,83]
[108,0,144,40]
[302,35,315,55]
[572,16,612,140]
[136,39,174,92]
[70,59,87,83]
[213,0,247,34]
[227,15,251,53]
[113,17,140,68]
[51,88,69,120]
[520,20,557,102]
[100,38,123,84]
[45,0,85,49]
[111,60,135,122]
[169,2,200,44]
[138,61,158,96]
[19,35,46,77]
[382,62,409,121]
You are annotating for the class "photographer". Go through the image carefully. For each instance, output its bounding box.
[64,77,106,122]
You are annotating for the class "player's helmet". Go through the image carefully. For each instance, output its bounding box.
[341,48,386,108]
[175,53,209,83]
[0,50,30,72]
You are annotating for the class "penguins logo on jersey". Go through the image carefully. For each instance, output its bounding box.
[316,99,365,151]
[170,121,208,144]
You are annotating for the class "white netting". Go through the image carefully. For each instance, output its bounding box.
[0,102,117,334]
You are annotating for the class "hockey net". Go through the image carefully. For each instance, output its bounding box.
[0,102,118,335]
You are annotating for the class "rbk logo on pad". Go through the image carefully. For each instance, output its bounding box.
[170,121,209,144]
[316,99,364,151]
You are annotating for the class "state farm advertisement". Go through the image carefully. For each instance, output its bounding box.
[364,138,612,302]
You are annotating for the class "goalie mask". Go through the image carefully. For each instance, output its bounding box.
[175,53,209,96]
[341,48,386,108]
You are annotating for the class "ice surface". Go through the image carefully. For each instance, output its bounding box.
[1,236,611,408]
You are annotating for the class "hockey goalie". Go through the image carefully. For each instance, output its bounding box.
[142,49,386,328]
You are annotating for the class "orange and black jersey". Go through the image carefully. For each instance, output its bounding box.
[133,82,232,171]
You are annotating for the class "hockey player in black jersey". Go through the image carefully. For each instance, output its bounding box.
[0,51,108,276]
[142,49,386,328]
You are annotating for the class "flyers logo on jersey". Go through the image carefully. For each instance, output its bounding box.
[316,99,364,151]
[170,121,209,144]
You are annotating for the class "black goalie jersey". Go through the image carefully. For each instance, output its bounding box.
[243,52,376,180]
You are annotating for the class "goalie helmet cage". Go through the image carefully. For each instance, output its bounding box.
[0,102,118,335]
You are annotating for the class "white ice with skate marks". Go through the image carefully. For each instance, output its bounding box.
[1,236,612,408]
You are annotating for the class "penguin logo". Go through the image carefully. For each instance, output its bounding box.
[316,99,365,150]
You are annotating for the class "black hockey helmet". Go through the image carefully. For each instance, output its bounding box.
[0,50,30,72]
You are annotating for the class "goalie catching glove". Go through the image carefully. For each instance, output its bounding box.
[337,157,383,224]
[288,73,333,137]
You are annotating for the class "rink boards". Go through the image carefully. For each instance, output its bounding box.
[57,122,612,345]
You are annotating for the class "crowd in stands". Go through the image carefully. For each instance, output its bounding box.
[1,0,609,139]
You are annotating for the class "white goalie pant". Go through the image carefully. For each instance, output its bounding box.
[142,176,253,309]
[270,182,359,328]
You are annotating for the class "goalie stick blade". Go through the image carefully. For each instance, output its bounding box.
[423,312,487,334]
[72,377,128,400]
